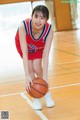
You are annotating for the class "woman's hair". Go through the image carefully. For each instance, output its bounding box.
[32,5,49,20]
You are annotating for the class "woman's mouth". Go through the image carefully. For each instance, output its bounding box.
[35,23,41,27]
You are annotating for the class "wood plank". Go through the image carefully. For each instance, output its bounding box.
[42,86,80,120]
[0,95,41,120]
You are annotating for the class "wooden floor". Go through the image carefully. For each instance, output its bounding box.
[0,30,80,120]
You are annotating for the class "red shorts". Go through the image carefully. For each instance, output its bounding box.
[18,51,43,60]
[28,51,43,60]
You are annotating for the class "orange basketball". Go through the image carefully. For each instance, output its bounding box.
[27,78,48,98]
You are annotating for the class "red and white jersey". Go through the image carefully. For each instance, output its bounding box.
[15,18,52,60]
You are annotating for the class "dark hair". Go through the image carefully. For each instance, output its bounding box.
[32,5,49,20]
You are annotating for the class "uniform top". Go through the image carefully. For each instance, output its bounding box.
[15,18,52,59]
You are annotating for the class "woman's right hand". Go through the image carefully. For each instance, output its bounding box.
[26,77,33,92]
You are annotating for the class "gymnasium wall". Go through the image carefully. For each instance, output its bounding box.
[54,0,72,31]
[0,0,72,31]
[0,0,38,4]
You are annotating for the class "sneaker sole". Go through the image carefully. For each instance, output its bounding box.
[46,104,55,108]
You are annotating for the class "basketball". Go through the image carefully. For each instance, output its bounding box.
[27,78,48,98]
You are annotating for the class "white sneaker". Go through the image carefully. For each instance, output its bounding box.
[44,92,55,107]
[33,98,42,110]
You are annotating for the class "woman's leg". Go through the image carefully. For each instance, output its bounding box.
[33,59,43,78]
[33,59,55,108]
[28,60,35,80]
[32,59,43,110]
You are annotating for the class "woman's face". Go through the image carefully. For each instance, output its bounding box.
[32,11,47,30]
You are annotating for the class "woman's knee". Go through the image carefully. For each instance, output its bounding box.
[33,65,42,77]
[33,59,43,77]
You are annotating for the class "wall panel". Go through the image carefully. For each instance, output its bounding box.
[54,0,72,31]
[0,0,38,4]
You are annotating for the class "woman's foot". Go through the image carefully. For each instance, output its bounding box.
[44,92,55,107]
[33,98,42,110]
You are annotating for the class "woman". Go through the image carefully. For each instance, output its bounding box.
[15,5,55,110]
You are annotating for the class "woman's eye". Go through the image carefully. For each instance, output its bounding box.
[35,15,38,18]
[41,17,44,19]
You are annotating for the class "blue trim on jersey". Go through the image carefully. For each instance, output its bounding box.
[30,19,46,41]
[44,25,52,42]
[23,20,28,34]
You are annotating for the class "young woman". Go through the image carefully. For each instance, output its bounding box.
[15,5,55,110]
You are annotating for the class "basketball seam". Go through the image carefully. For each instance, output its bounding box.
[33,83,48,88]
[30,86,46,95]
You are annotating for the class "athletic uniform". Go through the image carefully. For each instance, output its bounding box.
[15,18,52,60]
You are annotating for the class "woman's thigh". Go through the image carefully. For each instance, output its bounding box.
[33,59,43,77]
[28,60,35,79]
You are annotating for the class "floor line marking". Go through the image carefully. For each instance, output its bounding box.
[20,92,48,120]
[50,82,80,89]
[0,82,80,98]
[0,91,25,98]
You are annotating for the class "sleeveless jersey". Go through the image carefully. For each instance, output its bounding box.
[15,18,52,60]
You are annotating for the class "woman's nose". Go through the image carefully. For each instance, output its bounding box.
[36,18,40,22]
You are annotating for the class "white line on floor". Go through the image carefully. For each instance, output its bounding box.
[20,92,48,120]
[0,82,80,98]
[0,91,25,98]
[50,82,80,89]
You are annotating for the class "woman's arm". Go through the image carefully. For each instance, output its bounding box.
[19,23,32,90]
[42,28,53,82]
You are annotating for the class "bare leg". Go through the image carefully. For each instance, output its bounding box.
[32,59,43,110]
[33,59,43,78]
[33,59,55,108]
[28,60,35,80]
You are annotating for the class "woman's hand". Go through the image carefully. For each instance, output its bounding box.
[43,78,49,91]
[26,77,33,92]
